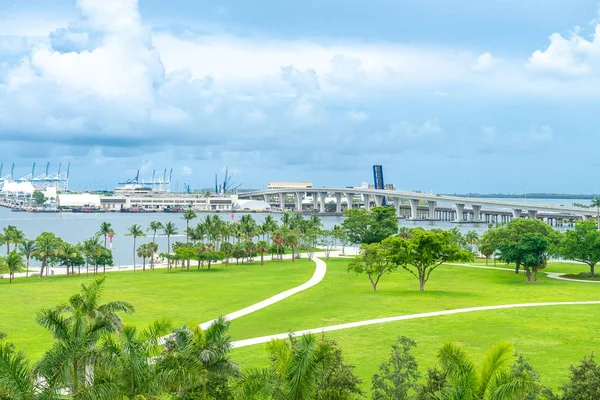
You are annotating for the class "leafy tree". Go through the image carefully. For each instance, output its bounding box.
[32,190,46,207]
[319,229,336,260]
[163,221,179,270]
[347,242,397,292]
[479,229,499,266]
[232,243,246,265]
[342,206,398,245]
[385,229,474,291]
[372,336,420,400]
[234,334,362,400]
[438,341,531,400]
[494,219,560,274]
[510,353,552,400]
[558,220,600,277]
[415,367,447,400]
[559,353,600,400]
[0,251,25,283]
[220,242,233,265]
[182,209,198,243]
[592,196,600,230]
[126,224,145,273]
[498,233,550,282]
[332,224,350,255]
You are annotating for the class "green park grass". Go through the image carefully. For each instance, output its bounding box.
[0,258,315,360]
[228,258,600,390]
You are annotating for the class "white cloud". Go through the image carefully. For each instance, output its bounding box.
[526,26,600,77]
[182,165,193,176]
[347,110,368,122]
[472,52,501,72]
[388,119,442,139]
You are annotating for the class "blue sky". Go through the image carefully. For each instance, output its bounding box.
[1,0,600,193]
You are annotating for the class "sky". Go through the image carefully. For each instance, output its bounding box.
[1,0,600,193]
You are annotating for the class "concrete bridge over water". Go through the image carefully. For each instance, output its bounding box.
[239,187,597,225]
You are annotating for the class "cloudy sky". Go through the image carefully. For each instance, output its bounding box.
[1,0,599,193]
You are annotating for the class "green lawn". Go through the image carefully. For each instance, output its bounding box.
[228,258,600,390]
[0,259,315,359]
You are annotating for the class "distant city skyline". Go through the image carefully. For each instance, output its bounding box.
[1,0,600,193]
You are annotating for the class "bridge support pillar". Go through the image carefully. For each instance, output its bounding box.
[319,192,327,213]
[294,192,303,212]
[409,199,420,220]
[364,194,371,211]
[472,205,481,222]
[345,193,354,211]
[263,194,269,203]
[527,210,538,219]
[512,208,522,219]
[374,195,384,207]
[312,193,318,212]
[454,203,465,223]
[335,193,342,214]
[279,193,286,211]
[427,201,437,220]
[392,197,401,218]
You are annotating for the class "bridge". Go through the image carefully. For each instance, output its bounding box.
[238,187,597,224]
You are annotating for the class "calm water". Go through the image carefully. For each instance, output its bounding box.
[0,198,586,266]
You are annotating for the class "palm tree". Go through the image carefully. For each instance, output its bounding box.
[256,240,269,266]
[0,339,37,399]
[33,232,60,278]
[82,236,102,276]
[137,243,155,272]
[592,196,600,230]
[98,221,114,249]
[126,224,146,274]
[59,241,79,278]
[272,229,285,262]
[0,251,25,283]
[18,239,36,278]
[35,276,134,397]
[94,319,173,399]
[437,341,533,399]
[182,209,198,243]
[163,221,179,270]
[159,316,239,399]
[148,221,163,269]
[2,226,25,254]
[284,229,299,262]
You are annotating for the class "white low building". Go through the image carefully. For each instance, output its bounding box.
[58,193,101,208]
[236,199,271,211]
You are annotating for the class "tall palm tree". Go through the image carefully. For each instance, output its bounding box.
[3,226,25,254]
[592,196,600,230]
[182,209,198,243]
[272,229,285,262]
[284,229,300,263]
[0,339,37,399]
[82,236,102,276]
[98,221,114,249]
[163,221,178,270]
[256,240,269,266]
[18,239,36,278]
[33,232,60,278]
[126,224,146,274]
[0,251,25,283]
[148,221,163,269]
[35,276,134,397]
[437,341,533,400]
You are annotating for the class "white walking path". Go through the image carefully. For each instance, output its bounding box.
[200,257,327,329]
[447,263,600,283]
[230,301,600,349]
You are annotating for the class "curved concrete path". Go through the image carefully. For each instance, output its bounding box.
[200,257,327,329]
[231,301,600,349]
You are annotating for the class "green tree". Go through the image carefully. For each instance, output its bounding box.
[498,233,550,282]
[234,334,362,400]
[126,224,145,273]
[592,196,600,230]
[2,226,25,254]
[332,224,349,255]
[479,229,499,266]
[342,206,398,245]
[182,209,198,243]
[559,353,600,400]
[385,229,474,291]
[137,243,153,272]
[347,242,397,292]
[0,251,25,283]
[558,220,600,278]
[371,336,420,400]
[255,240,269,266]
[438,341,532,400]
[0,337,36,400]
[32,190,46,207]
[163,221,178,270]
[35,277,134,397]
[58,242,83,278]
[97,221,114,249]
[82,236,102,276]
[261,215,278,242]
[33,232,60,278]
[18,239,36,278]
[284,229,300,262]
